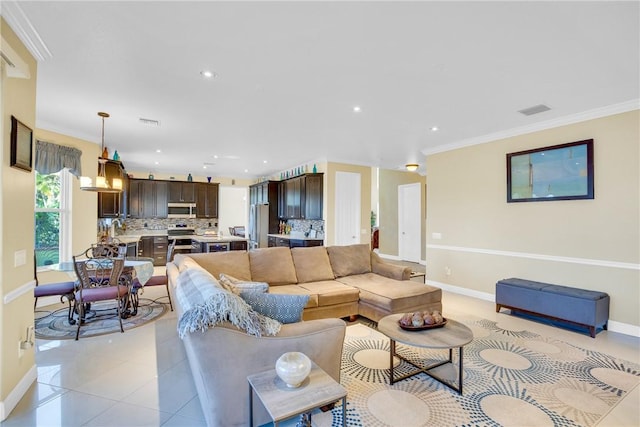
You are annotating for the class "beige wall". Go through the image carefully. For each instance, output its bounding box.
[324,162,371,247]
[1,17,38,416]
[426,110,640,329]
[378,169,426,259]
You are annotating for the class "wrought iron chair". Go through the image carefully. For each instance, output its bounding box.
[91,241,127,258]
[33,252,76,324]
[72,247,130,340]
[131,240,175,312]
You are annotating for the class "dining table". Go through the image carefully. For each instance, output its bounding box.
[47,256,155,318]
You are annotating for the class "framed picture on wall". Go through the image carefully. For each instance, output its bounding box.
[506,139,594,202]
[10,115,33,172]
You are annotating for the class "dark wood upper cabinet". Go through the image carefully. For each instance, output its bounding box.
[98,160,127,218]
[168,181,196,203]
[277,173,323,220]
[303,173,323,220]
[196,182,219,218]
[128,179,168,218]
[249,181,279,205]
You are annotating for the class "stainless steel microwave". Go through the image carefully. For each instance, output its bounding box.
[167,202,196,218]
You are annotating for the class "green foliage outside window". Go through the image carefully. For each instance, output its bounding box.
[35,172,61,266]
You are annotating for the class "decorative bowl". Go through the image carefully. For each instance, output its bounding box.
[275,352,311,388]
[398,318,448,331]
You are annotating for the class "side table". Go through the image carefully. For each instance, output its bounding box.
[248,361,347,427]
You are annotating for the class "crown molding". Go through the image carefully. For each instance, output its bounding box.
[1,1,52,62]
[423,99,640,156]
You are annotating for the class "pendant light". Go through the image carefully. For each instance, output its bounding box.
[80,112,123,193]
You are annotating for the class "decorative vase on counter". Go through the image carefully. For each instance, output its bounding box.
[187,173,193,182]
[275,352,311,388]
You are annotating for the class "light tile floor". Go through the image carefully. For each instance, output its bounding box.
[2,275,639,426]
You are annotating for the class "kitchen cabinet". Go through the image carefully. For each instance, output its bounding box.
[249,181,278,205]
[267,235,322,248]
[229,240,248,251]
[267,236,290,247]
[288,239,323,248]
[128,179,168,218]
[278,173,323,220]
[138,235,168,266]
[168,181,196,203]
[98,160,127,218]
[196,183,219,218]
[303,173,323,220]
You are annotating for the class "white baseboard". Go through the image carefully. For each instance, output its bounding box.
[428,280,640,338]
[0,364,37,421]
[377,253,426,266]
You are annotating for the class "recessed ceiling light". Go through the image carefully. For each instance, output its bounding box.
[203,166,207,169]
[213,155,219,159]
[154,161,159,165]
[353,106,362,113]
[431,126,439,132]
[201,70,217,79]
[244,169,249,173]
[156,149,162,153]
[263,160,268,164]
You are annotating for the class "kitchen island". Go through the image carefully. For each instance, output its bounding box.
[114,231,249,258]
[192,235,248,252]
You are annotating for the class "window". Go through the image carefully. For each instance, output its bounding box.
[35,170,72,267]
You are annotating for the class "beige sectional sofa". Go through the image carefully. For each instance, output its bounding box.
[167,243,441,426]
[184,243,442,321]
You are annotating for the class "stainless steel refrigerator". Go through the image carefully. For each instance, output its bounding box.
[249,204,270,249]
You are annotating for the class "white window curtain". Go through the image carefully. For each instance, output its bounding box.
[35,140,83,177]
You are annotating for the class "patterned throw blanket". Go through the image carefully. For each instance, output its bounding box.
[175,267,281,339]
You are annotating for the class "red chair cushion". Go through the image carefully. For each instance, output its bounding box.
[34,281,76,298]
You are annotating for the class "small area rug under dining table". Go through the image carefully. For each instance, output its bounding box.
[307,318,639,427]
[34,298,167,340]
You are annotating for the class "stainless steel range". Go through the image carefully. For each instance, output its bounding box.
[167,225,196,255]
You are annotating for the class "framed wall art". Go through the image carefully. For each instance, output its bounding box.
[507,139,594,203]
[10,115,33,171]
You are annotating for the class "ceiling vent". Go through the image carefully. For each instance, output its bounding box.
[518,104,551,116]
[139,117,160,127]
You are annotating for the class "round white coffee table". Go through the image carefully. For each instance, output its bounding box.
[378,313,473,394]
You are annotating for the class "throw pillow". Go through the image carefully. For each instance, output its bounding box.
[240,292,309,324]
[291,246,335,283]
[219,273,269,295]
[326,244,372,278]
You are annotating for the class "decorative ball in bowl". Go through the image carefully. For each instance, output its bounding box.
[275,352,312,388]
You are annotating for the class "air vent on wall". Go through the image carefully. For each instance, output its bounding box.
[139,117,161,127]
[518,104,551,116]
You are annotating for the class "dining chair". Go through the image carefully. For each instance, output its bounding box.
[33,252,77,324]
[72,248,130,340]
[91,241,127,258]
[131,239,175,311]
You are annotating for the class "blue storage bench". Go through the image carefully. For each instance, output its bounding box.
[495,278,609,338]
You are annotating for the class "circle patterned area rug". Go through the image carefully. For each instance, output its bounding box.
[310,319,640,427]
[35,298,168,340]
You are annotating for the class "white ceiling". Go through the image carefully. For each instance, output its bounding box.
[5,1,639,179]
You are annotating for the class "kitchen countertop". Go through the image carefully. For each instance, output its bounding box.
[192,235,248,243]
[268,233,324,241]
[114,232,247,244]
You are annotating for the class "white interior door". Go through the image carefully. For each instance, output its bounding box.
[335,171,361,246]
[398,183,421,262]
